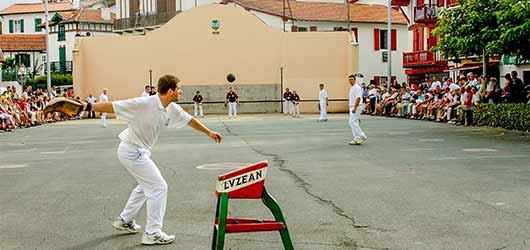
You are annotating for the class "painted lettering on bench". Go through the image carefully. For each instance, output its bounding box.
[217,168,267,193]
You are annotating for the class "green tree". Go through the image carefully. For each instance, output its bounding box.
[432,0,530,76]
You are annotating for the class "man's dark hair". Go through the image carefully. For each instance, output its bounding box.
[348,74,356,79]
[511,71,518,77]
[157,75,179,94]
[145,85,150,90]
[196,91,200,94]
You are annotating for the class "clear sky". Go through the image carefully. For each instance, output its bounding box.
[0,0,41,12]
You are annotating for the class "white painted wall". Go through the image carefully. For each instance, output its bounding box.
[48,30,118,63]
[1,12,46,34]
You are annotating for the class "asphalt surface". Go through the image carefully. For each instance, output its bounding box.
[0,114,528,250]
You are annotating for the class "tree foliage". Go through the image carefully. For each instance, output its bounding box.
[433,0,530,60]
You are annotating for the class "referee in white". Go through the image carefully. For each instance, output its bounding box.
[82,75,222,245]
[348,74,367,145]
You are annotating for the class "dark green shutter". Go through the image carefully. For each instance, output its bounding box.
[59,47,66,73]
[35,18,42,32]
[20,19,24,33]
[8,20,13,33]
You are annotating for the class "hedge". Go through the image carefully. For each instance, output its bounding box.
[25,73,72,90]
[473,103,530,132]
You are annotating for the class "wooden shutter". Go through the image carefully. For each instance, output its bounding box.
[9,20,13,33]
[374,76,381,86]
[437,0,444,6]
[167,0,176,12]
[309,26,317,32]
[291,25,297,32]
[419,27,424,50]
[157,0,166,13]
[417,0,424,6]
[374,28,380,51]
[130,0,140,16]
[20,19,24,33]
[391,29,397,51]
[35,18,42,32]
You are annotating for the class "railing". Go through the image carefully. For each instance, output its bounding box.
[403,50,447,67]
[391,0,410,6]
[415,5,437,23]
[45,61,73,74]
[114,11,180,31]
[446,0,459,7]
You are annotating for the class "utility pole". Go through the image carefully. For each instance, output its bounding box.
[387,0,392,91]
[45,0,51,97]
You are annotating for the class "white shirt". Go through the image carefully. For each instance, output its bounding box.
[112,95,193,150]
[141,91,150,97]
[431,81,442,90]
[367,88,378,98]
[319,89,328,102]
[99,93,108,103]
[349,84,363,107]
[86,96,97,104]
[449,83,460,92]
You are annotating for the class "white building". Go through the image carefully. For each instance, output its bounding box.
[0,0,116,81]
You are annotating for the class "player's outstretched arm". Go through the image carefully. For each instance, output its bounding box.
[187,117,222,143]
[91,102,114,113]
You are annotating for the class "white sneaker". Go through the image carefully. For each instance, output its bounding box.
[141,231,176,245]
[112,217,141,234]
[349,140,361,145]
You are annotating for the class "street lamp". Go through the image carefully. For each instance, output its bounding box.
[149,69,152,89]
[45,0,51,98]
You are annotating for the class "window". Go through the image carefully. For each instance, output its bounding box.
[35,18,42,32]
[11,19,24,33]
[297,27,307,32]
[58,24,65,41]
[380,30,388,50]
[309,26,317,32]
[374,29,397,51]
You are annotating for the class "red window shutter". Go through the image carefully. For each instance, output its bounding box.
[291,25,298,32]
[391,29,397,51]
[437,0,444,6]
[417,0,424,6]
[309,26,317,32]
[374,76,381,86]
[374,29,380,51]
[419,27,424,50]
[351,27,358,43]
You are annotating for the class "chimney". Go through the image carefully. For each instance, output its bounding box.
[101,8,111,20]
[73,0,81,10]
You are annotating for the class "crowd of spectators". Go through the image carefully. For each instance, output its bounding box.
[0,85,80,132]
[362,71,529,126]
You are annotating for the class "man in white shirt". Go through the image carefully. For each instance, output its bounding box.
[430,76,442,91]
[44,75,222,245]
[99,88,109,127]
[318,83,328,122]
[348,75,367,145]
[86,94,97,118]
[141,85,150,97]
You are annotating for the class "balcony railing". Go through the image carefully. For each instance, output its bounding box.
[403,50,447,67]
[391,0,410,6]
[114,11,180,31]
[415,5,437,23]
[45,61,73,74]
[446,0,459,7]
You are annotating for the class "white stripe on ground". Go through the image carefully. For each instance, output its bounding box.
[400,148,436,152]
[418,139,445,142]
[431,155,529,161]
[0,172,25,176]
[462,148,499,152]
[0,164,28,169]
[40,151,66,154]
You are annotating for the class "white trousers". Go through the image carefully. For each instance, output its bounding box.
[194,103,203,117]
[28,110,36,124]
[283,100,288,114]
[117,142,168,234]
[101,112,107,126]
[228,102,237,118]
[349,106,366,140]
[319,100,328,120]
[293,103,300,116]
[287,102,294,115]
